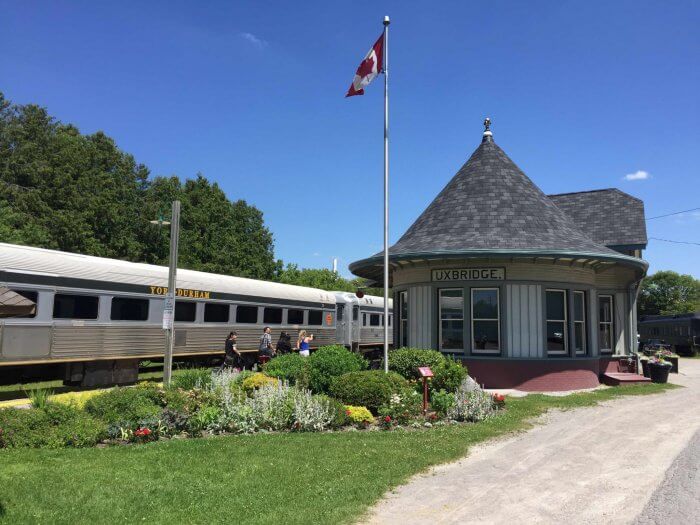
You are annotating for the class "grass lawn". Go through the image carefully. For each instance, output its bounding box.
[0,382,677,524]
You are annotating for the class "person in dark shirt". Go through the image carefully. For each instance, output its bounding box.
[221,331,241,370]
[276,331,292,355]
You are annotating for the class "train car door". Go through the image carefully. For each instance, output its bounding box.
[335,303,347,345]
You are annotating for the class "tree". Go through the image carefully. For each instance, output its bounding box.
[276,263,383,295]
[0,92,281,281]
[638,271,700,316]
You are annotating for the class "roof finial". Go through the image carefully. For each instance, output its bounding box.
[482,117,493,142]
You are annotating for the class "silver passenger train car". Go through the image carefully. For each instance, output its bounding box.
[0,243,392,385]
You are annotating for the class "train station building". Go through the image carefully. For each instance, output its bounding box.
[350,123,648,391]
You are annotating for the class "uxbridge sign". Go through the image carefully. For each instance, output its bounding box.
[431,268,505,282]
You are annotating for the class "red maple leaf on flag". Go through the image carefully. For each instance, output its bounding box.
[357,56,375,79]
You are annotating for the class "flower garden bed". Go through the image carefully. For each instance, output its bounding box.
[0,346,505,449]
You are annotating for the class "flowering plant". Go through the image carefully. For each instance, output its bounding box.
[344,405,373,427]
[380,414,395,430]
[492,393,506,407]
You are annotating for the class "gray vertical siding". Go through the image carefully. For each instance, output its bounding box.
[506,284,543,357]
[408,285,432,349]
[614,291,626,355]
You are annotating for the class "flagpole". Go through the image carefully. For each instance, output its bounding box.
[382,15,390,373]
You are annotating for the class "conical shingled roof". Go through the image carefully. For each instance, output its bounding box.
[350,130,646,281]
[389,135,617,255]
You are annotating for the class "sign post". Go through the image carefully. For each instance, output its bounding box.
[418,366,433,414]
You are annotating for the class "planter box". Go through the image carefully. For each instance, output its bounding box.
[648,363,671,384]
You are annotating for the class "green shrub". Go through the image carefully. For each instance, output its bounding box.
[188,405,223,434]
[329,371,408,414]
[172,368,213,390]
[263,354,310,388]
[430,389,456,416]
[315,395,347,428]
[84,387,161,426]
[387,348,467,393]
[308,345,367,394]
[0,405,106,448]
[344,405,374,426]
[241,373,278,394]
[377,388,422,425]
[26,387,53,409]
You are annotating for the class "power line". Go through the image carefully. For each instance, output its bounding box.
[646,207,700,220]
[649,237,700,246]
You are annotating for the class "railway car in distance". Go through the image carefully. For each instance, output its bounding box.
[334,292,393,352]
[638,312,700,356]
[0,243,337,386]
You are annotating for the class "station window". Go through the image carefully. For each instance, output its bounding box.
[175,301,196,322]
[204,303,229,323]
[399,291,408,347]
[439,289,464,352]
[308,310,323,326]
[111,297,149,321]
[236,305,258,324]
[573,291,586,355]
[6,289,38,319]
[546,290,568,354]
[598,295,614,353]
[53,294,99,320]
[288,309,304,325]
[370,314,380,326]
[263,307,283,324]
[471,288,499,353]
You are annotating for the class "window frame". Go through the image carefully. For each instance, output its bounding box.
[203,302,230,323]
[7,289,38,319]
[438,288,465,353]
[399,291,408,347]
[470,287,500,354]
[235,304,259,324]
[598,294,614,353]
[53,293,99,320]
[545,289,568,355]
[369,313,380,327]
[174,300,197,323]
[573,291,587,355]
[263,307,283,325]
[287,308,304,325]
[308,309,323,326]
[110,296,150,322]
[544,288,569,355]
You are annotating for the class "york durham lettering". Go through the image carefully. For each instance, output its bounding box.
[149,286,211,299]
[431,268,505,281]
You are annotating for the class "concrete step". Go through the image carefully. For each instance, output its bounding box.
[601,372,652,386]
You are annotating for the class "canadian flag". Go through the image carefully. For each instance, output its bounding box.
[345,33,384,97]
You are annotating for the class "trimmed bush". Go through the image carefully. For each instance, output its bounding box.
[172,368,213,390]
[387,348,467,393]
[84,386,161,426]
[344,406,373,426]
[308,345,367,394]
[329,370,408,414]
[0,404,106,448]
[263,354,310,388]
[241,373,278,394]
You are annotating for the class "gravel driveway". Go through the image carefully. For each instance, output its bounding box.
[363,359,700,525]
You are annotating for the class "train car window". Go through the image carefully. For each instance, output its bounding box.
[363,313,367,326]
[53,294,99,320]
[6,290,38,318]
[236,305,258,324]
[370,314,380,326]
[204,303,229,323]
[111,297,149,321]
[336,304,345,321]
[175,301,196,322]
[353,306,359,321]
[308,310,323,326]
[264,307,282,324]
[288,309,304,325]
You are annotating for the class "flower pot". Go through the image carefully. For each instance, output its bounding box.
[640,360,650,378]
[648,363,671,384]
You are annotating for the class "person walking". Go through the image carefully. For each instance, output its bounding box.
[297,330,314,357]
[259,326,274,357]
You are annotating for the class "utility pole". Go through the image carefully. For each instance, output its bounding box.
[152,201,180,386]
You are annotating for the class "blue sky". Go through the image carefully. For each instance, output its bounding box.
[1,1,698,278]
